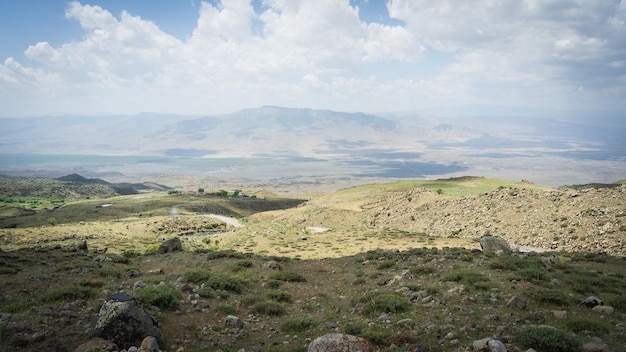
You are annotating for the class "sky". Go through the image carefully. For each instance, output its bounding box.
[0,0,625,118]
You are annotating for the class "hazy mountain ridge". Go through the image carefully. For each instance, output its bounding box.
[1,106,621,157]
[1,107,624,186]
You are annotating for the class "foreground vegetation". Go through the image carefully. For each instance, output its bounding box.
[0,175,625,351]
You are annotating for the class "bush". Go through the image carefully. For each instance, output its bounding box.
[135,283,180,309]
[490,256,542,271]
[183,267,212,284]
[216,303,237,315]
[359,291,411,315]
[205,272,245,293]
[409,265,435,276]
[565,319,610,335]
[197,286,215,298]
[443,268,492,291]
[516,325,580,352]
[267,290,293,302]
[280,317,319,333]
[266,279,283,288]
[344,322,364,336]
[270,270,306,282]
[251,301,285,316]
[43,284,98,302]
[527,288,575,307]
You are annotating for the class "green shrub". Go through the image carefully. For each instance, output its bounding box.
[608,296,626,312]
[359,291,411,315]
[443,268,492,291]
[511,268,549,283]
[135,283,180,309]
[0,298,35,313]
[266,279,283,288]
[377,259,397,270]
[344,322,364,336]
[516,325,580,352]
[251,301,285,316]
[216,303,237,315]
[267,290,293,302]
[205,272,245,293]
[183,267,212,284]
[270,270,306,282]
[280,317,319,333]
[527,288,575,307]
[197,286,215,298]
[565,319,610,335]
[362,328,393,346]
[490,256,542,271]
[43,284,98,302]
[94,267,121,279]
[409,265,435,276]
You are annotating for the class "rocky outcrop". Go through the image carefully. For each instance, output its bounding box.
[88,293,164,350]
[479,234,511,255]
[159,238,182,253]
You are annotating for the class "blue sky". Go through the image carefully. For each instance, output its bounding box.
[0,0,625,118]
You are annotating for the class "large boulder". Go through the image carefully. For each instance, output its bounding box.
[159,237,182,253]
[479,234,511,256]
[88,293,164,350]
[308,333,373,352]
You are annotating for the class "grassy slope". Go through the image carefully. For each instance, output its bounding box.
[0,176,625,351]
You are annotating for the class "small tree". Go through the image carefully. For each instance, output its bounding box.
[198,187,205,194]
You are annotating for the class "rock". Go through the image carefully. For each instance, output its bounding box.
[159,238,182,253]
[32,330,46,342]
[74,337,119,352]
[473,338,508,352]
[580,296,603,308]
[88,293,164,350]
[262,260,281,270]
[225,315,244,329]
[552,310,567,319]
[479,234,511,255]
[308,333,373,352]
[138,336,160,352]
[592,305,614,315]
[473,337,491,350]
[506,295,527,309]
[487,339,508,352]
[65,240,88,253]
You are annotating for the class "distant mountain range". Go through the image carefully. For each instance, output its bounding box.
[0,106,624,185]
[2,106,622,157]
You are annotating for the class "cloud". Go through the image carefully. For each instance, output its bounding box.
[0,0,624,117]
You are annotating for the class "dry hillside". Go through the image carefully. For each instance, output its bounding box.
[242,177,626,257]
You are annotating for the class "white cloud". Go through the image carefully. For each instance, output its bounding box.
[0,0,624,117]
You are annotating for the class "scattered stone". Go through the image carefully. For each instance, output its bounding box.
[88,293,164,350]
[138,336,160,352]
[580,296,603,308]
[479,234,512,256]
[592,305,614,315]
[473,338,508,352]
[74,337,119,352]
[262,260,281,270]
[159,238,182,253]
[308,333,373,352]
[146,268,164,275]
[65,240,88,253]
[552,310,567,319]
[225,315,244,329]
[134,280,147,290]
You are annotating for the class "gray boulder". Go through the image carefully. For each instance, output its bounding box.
[88,293,164,350]
[308,333,373,352]
[159,237,182,253]
[479,234,511,255]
